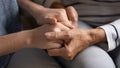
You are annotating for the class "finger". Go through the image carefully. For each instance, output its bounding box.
[46,17,71,31]
[48,45,74,60]
[66,6,78,24]
[54,40,64,44]
[45,16,57,25]
[68,39,78,51]
[66,6,78,27]
[48,40,64,46]
[57,10,74,29]
[46,41,62,49]
[47,47,65,56]
[52,23,70,33]
[53,27,61,32]
[60,20,74,29]
[67,39,80,58]
[45,31,70,40]
[55,23,70,31]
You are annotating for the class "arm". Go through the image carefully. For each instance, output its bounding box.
[0,31,29,56]
[51,1,120,51]
[0,22,69,56]
[46,20,120,60]
[17,0,73,28]
[17,0,44,18]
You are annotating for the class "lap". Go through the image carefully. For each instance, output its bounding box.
[78,20,92,29]
[56,46,115,68]
[7,48,61,68]
[7,47,115,68]
[109,46,120,68]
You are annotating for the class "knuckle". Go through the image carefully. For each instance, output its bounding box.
[57,9,66,16]
[59,9,66,13]
[57,12,62,16]
[66,51,73,60]
[66,54,73,60]
[55,9,67,21]
[65,31,71,38]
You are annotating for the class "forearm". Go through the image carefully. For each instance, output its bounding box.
[0,31,29,56]
[17,0,45,18]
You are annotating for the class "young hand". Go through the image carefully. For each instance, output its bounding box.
[26,23,69,49]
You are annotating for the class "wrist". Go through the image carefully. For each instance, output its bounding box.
[89,28,107,45]
[18,30,33,48]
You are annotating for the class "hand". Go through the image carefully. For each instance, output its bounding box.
[45,28,106,60]
[32,7,73,28]
[26,23,69,49]
[18,0,78,28]
[46,28,106,60]
[45,29,92,60]
[66,6,78,27]
[51,2,78,27]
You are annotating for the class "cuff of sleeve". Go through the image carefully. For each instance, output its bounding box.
[100,25,117,51]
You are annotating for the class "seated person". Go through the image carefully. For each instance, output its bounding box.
[7,0,118,68]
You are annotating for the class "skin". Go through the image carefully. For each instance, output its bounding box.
[0,0,107,61]
[0,0,78,56]
[17,0,74,28]
[51,2,78,27]
[45,2,107,60]
[0,23,69,56]
[46,28,107,60]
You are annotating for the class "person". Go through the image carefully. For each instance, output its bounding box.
[7,0,119,68]
[0,0,74,68]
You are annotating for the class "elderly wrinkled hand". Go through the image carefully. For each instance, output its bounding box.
[45,28,106,60]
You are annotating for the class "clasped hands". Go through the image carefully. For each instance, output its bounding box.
[30,6,105,60]
[42,6,94,60]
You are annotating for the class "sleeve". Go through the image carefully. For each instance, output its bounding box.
[99,19,120,51]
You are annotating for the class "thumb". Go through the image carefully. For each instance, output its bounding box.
[66,6,78,27]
